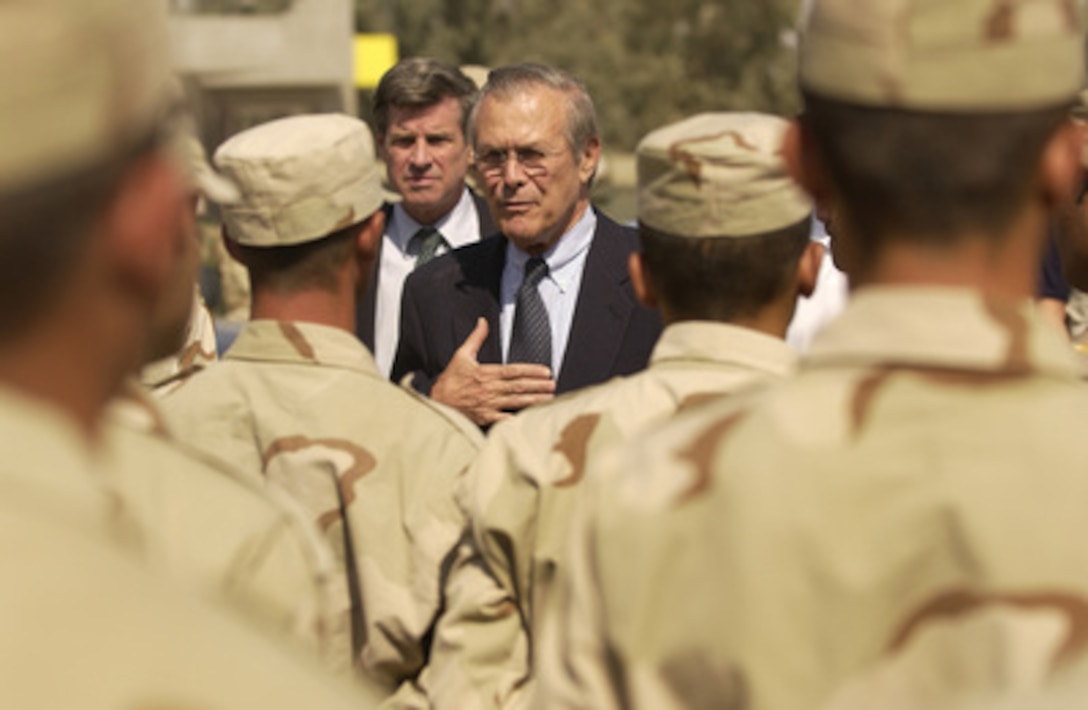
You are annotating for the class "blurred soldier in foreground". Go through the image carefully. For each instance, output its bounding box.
[540,0,1088,708]
[422,112,820,709]
[0,0,378,707]
[162,113,482,702]
[138,134,226,394]
[357,58,496,376]
[393,63,662,426]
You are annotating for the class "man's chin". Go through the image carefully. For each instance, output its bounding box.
[503,231,551,256]
[500,219,534,245]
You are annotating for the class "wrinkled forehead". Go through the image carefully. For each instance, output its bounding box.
[473,86,571,150]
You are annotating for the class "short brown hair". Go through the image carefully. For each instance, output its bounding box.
[372,58,478,139]
[801,91,1070,264]
[232,215,375,295]
[638,217,812,323]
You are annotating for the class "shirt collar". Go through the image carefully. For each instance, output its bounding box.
[805,286,1083,379]
[505,206,597,294]
[225,320,382,377]
[651,321,798,379]
[389,188,479,250]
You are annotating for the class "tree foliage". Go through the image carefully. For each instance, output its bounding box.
[354,0,802,150]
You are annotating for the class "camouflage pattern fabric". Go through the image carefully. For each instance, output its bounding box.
[162,319,482,700]
[424,322,797,708]
[799,0,1084,111]
[0,381,380,709]
[537,288,1088,709]
[104,381,348,672]
[140,290,219,396]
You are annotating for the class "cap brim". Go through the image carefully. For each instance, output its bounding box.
[194,167,241,205]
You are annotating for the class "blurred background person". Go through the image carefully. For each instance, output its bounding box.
[358,58,497,376]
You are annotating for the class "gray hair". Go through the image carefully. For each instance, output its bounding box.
[372,57,479,139]
[469,63,600,155]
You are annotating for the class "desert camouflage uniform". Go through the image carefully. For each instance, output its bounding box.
[0,380,380,709]
[104,382,348,672]
[424,322,796,708]
[163,319,482,699]
[0,0,374,704]
[538,0,1088,706]
[140,289,219,395]
[541,289,1088,709]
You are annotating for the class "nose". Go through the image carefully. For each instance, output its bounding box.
[409,138,430,167]
[501,152,525,187]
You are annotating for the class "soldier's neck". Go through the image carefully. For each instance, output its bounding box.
[849,216,1044,301]
[717,300,796,340]
[249,286,357,333]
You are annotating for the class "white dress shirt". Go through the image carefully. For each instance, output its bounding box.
[786,219,850,353]
[500,207,597,375]
[373,189,482,376]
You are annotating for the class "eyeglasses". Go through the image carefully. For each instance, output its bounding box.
[474,147,557,178]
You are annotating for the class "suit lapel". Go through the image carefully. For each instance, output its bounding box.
[453,234,505,365]
[557,214,636,393]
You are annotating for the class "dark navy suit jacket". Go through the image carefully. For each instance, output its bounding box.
[355,191,497,351]
[391,210,663,396]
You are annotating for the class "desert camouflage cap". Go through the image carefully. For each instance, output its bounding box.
[637,112,812,239]
[460,65,491,90]
[180,135,241,206]
[161,79,240,206]
[0,0,173,192]
[215,114,384,247]
[1072,89,1088,120]
[799,0,1085,110]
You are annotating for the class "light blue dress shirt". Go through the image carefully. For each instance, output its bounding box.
[500,207,597,375]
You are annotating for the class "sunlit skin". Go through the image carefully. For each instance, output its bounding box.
[0,149,192,438]
[144,192,201,363]
[380,96,471,226]
[473,86,599,256]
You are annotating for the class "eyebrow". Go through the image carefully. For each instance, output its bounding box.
[477,140,550,153]
[389,128,457,139]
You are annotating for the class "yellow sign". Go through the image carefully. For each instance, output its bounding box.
[354,34,398,89]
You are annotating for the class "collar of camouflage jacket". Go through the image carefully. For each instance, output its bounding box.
[804,286,1082,379]
[650,321,798,379]
[224,320,381,376]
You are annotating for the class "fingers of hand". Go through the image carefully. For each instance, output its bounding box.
[490,392,555,412]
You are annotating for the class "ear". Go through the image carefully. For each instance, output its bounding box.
[1039,118,1085,207]
[782,118,836,213]
[628,251,658,309]
[101,151,189,297]
[796,240,825,298]
[355,209,386,261]
[221,226,245,265]
[578,136,602,186]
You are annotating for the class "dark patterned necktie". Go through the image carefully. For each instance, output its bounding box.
[507,257,552,368]
[410,226,444,267]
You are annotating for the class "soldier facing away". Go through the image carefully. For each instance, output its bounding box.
[422,111,821,709]
[538,0,1088,708]
[161,113,483,703]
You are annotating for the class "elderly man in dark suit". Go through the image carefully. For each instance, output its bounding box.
[393,63,662,426]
